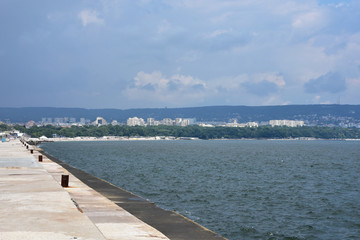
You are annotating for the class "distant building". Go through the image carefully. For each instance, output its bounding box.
[94,117,107,126]
[224,120,258,128]
[226,120,239,127]
[269,120,304,127]
[246,122,258,127]
[128,116,195,127]
[147,118,155,126]
[54,118,63,124]
[162,118,174,126]
[25,121,36,128]
[127,117,145,126]
[80,118,86,125]
[183,118,196,125]
[175,118,183,126]
[198,123,215,127]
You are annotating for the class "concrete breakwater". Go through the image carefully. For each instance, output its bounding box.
[1,139,226,240]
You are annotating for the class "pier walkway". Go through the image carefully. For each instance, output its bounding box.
[0,140,168,240]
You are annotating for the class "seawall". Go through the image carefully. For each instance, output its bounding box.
[36,142,226,239]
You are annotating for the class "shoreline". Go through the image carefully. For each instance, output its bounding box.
[26,136,360,145]
[37,145,226,240]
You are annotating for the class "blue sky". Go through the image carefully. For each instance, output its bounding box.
[1,0,359,108]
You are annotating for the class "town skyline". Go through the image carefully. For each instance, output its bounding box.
[2,104,359,128]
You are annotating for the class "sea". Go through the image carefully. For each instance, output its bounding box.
[40,140,360,240]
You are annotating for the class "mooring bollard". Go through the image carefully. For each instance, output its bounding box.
[30,149,33,154]
[38,155,43,162]
[61,175,69,187]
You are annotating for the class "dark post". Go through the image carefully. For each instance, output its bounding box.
[26,145,29,149]
[30,149,33,154]
[61,175,69,187]
[38,155,43,162]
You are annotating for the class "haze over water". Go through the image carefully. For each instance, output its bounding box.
[41,140,360,240]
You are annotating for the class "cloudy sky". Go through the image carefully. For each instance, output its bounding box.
[1,0,359,109]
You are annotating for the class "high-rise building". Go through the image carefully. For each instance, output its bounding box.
[175,118,183,126]
[269,120,304,127]
[127,117,145,126]
[94,117,107,126]
[162,118,174,126]
[147,118,155,126]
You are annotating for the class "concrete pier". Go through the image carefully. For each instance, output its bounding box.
[0,140,168,240]
[1,139,226,240]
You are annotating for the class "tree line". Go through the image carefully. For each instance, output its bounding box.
[9,124,360,139]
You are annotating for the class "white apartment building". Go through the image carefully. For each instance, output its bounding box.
[127,117,196,127]
[198,123,215,127]
[127,117,146,126]
[94,117,108,126]
[147,118,155,126]
[246,122,259,127]
[162,118,174,126]
[269,120,304,127]
[175,118,183,126]
[180,119,190,126]
[225,120,259,128]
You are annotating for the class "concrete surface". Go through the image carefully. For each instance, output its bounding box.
[0,140,168,240]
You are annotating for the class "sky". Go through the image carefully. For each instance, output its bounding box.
[1,0,360,109]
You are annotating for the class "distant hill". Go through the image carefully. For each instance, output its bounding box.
[0,105,360,125]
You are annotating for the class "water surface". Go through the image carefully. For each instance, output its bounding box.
[41,140,360,240]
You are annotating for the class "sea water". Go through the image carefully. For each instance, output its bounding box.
[40,140,360,240]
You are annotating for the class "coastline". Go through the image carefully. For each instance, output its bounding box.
[37,145,226,240]
[27,136,360,145]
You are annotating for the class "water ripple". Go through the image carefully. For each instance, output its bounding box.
[41,140,360,240]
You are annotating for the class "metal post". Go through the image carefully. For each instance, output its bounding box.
[26,145,29,149]
[61,175,69,187]
[30,149,33,154]
[38,155,43,162]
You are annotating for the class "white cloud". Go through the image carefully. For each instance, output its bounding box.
[292,9,327,30]
[251,72,286,87]
[133,71,168,89]
[212,72,285,91]
[123,71,207,106]
[78,9,104,27]
[132,71,206,91]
